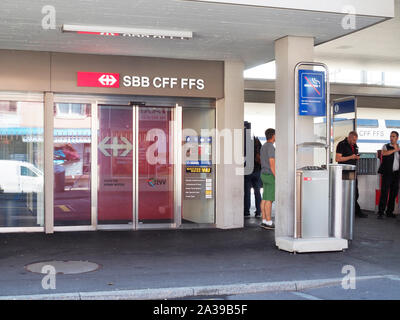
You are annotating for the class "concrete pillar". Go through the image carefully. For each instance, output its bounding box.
[274,36,314,239]
[216,60,244,229]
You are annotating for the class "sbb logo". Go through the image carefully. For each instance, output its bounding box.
[98,74,117,86]
[77,72,120,88]
[123,76,205,90]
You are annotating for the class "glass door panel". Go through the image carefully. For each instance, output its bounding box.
[53,103,92,226]
[137,107,174,225]
[98,105,134,225]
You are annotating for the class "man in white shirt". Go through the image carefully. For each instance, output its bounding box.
[377,131,400,219]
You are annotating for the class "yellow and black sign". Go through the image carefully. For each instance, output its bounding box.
[186,166,212,173]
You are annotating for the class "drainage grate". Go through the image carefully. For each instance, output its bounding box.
[25,260,101,275]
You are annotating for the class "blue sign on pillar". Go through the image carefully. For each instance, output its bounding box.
[298,70,326,116]
[333,98,355,115]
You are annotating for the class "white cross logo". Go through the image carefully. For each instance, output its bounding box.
[98,74,117,86]
[98,136,132,157]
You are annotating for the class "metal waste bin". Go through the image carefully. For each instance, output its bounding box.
[329,164,356,240]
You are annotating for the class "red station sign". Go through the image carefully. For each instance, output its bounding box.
[77,71,120,88]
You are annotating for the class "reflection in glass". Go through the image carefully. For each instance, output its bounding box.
[0,101,44,228]
[53,103,91,226]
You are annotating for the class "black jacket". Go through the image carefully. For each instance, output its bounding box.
[378,143,400,175]
[336,138,358,166]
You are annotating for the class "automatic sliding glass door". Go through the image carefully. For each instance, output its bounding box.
[96,104,176,229]
[97,105,134,226]
[137,107,175,226]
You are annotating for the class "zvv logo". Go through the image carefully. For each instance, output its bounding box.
[98,74,117,86]
[147,178,166,187]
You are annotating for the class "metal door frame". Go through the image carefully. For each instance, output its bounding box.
[96,103,137,231]
[135,104,182,230]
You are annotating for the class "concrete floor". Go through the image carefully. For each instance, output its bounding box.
[0,211,399,298]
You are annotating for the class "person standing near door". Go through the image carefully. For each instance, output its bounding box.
[260,128,276,229]
[336,131,368,218]
[244,137,262,218]
[377,131,400,219]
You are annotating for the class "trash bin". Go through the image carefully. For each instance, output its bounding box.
[329,164,356,240]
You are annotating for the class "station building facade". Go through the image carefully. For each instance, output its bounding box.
[0,50,245,233]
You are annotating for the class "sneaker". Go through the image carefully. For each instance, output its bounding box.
[244,213,251,218]
[254,212,261,218]
[386,213,396,218]
[377,213,384,219]
[260,222,275,230]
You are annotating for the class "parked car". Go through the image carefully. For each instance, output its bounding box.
[0,160,43,193]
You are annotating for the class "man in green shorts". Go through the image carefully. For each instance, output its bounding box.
[260,128,276,230]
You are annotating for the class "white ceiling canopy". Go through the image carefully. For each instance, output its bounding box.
[0,0,392,68]
[315,0,400,66]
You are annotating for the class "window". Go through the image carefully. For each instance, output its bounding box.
[21,166,37,177]
[244,61,276,79]
[56,103,87,118]
[367,71,384,85]
[357,119,379,128]
[0,101,44,228]
[385,120,400,128]
[331,69,362,84]
[0,101,17,113]
[385,72,400,87]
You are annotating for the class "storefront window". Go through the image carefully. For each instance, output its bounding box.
[53,103,92,226]
[0,101,44,228]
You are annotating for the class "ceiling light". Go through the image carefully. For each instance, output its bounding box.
[62,24,193,40]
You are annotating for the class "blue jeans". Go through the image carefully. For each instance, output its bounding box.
[244,170,262,215]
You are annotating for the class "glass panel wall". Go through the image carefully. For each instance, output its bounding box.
[182,108,216,224]
[53,103,92,226]
[0,101,44,228]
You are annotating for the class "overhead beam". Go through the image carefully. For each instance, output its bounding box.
[244,79,400,107]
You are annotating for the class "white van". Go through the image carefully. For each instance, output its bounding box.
[0,160,43,193]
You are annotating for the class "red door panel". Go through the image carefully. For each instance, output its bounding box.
[138,107,174,223]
